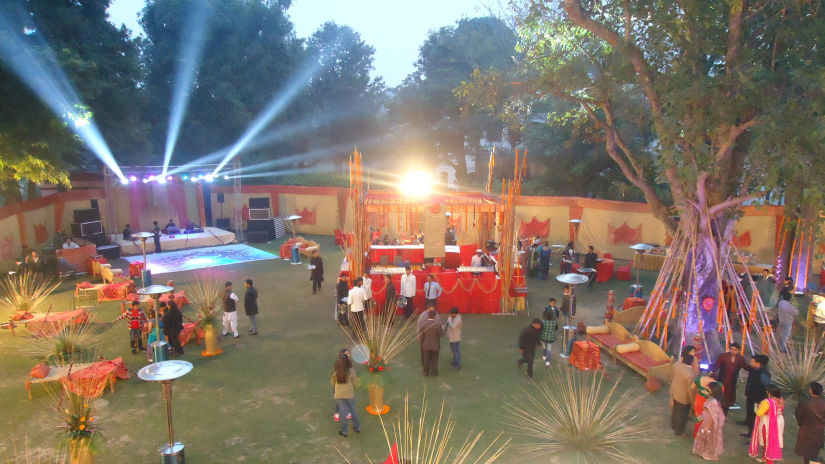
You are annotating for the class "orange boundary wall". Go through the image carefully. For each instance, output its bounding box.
[0,185,789,267]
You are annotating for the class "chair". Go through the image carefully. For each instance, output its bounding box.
[616,264,632,281]
[101,266,126,284]
[603,253,613,259]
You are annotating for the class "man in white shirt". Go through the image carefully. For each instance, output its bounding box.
[400,266,416,319]
[361,271,373,312]
[348,277,366,332]
[222,281,241,338]
[470,249,485,268]
[424,274,442,307]
[62,237,80,249]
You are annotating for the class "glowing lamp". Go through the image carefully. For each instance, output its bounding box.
[223,175,230,180]
[205,174,214,182]
[120,178,129,185]
[182,175,189,180]
[166,175,173,181]
[129,175,137,182]
[400,170,432,198]
[157,177,166,184]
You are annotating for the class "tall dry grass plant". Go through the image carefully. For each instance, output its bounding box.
[188,271,225,328]
[0,271,60,315]
[506,369,652,464]
[771,329,825,398]
[339,391,509,464]
[23,320,99,364]
[340,296,419,366]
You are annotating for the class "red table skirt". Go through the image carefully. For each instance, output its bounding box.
[570,341,601,370]
[369,269,501,314]
[623,297,647,311]
[369,246,425,265]
[129,261,145,278]
[62,357,130,399]
[596,259,614,282]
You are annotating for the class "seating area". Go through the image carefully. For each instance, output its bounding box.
[26,357,130,400]
[586,322,673,382]
[278,236,320,259]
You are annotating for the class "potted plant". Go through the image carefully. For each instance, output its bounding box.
[189,272,224,357]
[342,296,418,415]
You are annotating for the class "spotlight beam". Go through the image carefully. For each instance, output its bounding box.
[211,59,322,175]
[227,164,336,180]
[161,0,212,177]
[0,10,126,181]
[231,137,383,175]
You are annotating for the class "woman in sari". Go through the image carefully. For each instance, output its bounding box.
[693,382,726,460]
[692,376,717,437]
[749,383,785,463]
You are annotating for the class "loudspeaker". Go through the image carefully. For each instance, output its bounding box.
[248,219,275,240]
[90,199,99,210]
[217,193,224,203]
[70,221,103,237]
[246,230,270,243]
[73,208,100,223]
[249,197,270,209]
[215,218,231,229]
[96,245,120,260]
[249,208,271,220]
[86,232,108,246]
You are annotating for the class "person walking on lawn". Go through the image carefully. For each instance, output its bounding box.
[244,279,258,335]
[517,319,542,378]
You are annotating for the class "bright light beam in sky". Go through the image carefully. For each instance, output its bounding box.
[0,8,127,182]
[211,59,322,176]
[161,0,212,177]
[226,164,336,180]
[231,137,383,175]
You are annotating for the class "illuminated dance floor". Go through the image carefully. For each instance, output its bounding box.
[123,244,278,274]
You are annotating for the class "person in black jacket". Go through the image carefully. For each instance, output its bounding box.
[244,279,259,335]
[336,274,350,326]
[221,281,240,338]
[517,319,543,378]
[152,220,162,252]
[163,301,184,356]
[742,354,771,435]
[310,250,324,294]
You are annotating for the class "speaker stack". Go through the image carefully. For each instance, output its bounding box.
[247,197,274,242]
[70,208,106,244]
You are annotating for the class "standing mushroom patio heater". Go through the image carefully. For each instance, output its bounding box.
[286,215,302,264]
[629,243,655,298]
[138,284,174,363]
[557,272,588,357]
[138,360,193,464]
[133,232,156,287]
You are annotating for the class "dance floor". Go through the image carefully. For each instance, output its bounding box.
[123,244,278,274]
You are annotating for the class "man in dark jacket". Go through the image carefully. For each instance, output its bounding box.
[418,309,443,377]
[336,274,350,326]
[162,301,184,356]
[244,279,259,335]
[743,354,771,435]
[795,381,825,463]
[518,319,543,378]
[221,281,240,338]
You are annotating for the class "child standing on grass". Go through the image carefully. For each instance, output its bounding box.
[331,349,360,437]
[444,307,462,370]
[112,300,147,354]
[540,308,558,366]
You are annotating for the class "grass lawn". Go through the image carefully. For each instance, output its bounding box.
[0,234,807,463]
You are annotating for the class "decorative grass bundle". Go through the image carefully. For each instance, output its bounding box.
[770,330,825,398]
[49,379,103,462]
[188,271,225,329]
[506,369,652,464]
[339,391,509,464]
[24,320,98,364]
[5,438,70,463]
[340,297,419,373]
[0,271,60,315]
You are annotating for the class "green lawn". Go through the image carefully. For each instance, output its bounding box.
[0,235,808,463]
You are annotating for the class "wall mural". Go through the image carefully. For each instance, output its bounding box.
[608,222,642,245]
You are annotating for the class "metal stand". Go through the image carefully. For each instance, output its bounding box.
[556,273,589,357]
[138,361,193,464]
[138,284,174,363]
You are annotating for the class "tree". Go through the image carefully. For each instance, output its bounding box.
[0,0,145,202]
[305,22,384,167]
[477,0,825,357]
[140,0,304,165]
[388,17,517,179]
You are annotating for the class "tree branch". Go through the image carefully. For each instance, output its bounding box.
[726,0,747,77]
[714,118,759,164]
[708,195,757,217]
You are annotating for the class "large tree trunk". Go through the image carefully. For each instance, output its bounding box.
[1,179,22,205]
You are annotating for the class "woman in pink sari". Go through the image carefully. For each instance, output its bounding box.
[693,382,726,460]
[749,384,785,463]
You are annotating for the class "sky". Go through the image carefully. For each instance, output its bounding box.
[107,0,497,87]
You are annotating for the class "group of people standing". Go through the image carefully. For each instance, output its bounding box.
[669,344,825,463]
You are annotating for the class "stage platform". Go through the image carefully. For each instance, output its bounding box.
[117,227,236,255]
[123,244,278,275]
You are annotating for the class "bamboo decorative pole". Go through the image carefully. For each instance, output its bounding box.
[348,150,369,281]
[498,149,527,314]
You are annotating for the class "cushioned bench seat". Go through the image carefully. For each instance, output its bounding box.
[622,351,671,373]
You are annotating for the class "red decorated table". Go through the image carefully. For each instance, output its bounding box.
[569,340,601,370]
[369,268,501,314]
[179,322,204,346]
[160,291,191,308]
[369,245,425,265]
[23,309,89,336]
[596,259,615,282]
[623,297,647,311]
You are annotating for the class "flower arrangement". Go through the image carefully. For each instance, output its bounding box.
[56,387,102,459]
[189,271,224,329]
[364,353,389,374]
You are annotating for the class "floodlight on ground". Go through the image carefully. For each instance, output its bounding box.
[400,170,432,198]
